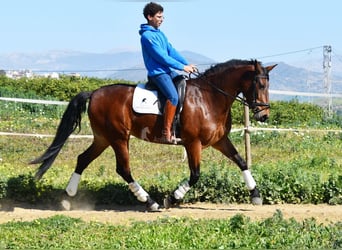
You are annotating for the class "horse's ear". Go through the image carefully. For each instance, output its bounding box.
[266,64,277,72]
[253,60,262,73]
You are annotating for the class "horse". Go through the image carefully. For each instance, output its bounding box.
[30,59,277,211]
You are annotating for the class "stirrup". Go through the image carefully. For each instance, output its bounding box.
[170,132,181,144]
[160,133,180,145]
[159,133,173,144]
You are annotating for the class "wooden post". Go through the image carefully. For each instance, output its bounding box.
[244,104,252,167]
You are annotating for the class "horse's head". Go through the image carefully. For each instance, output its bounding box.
[197,59,276,122]
[243,60,277,122]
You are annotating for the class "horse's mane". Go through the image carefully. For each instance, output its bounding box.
[203,59,258,77]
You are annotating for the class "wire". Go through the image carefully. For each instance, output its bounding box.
[257,46,324,59]
[32,68,146,73]
[31,63,215,74]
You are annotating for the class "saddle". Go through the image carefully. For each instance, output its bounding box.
[132,75,187,140]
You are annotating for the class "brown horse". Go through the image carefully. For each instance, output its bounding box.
[31,59,277,211]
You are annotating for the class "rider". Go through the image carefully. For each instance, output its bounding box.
[139,2,196,143]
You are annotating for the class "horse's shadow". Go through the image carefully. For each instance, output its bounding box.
[1,175,252,213]
[0,190,151,212]
[0,175,163,212]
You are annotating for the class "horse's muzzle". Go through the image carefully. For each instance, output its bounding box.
[253,109,269,122]
[255,113,268,122]
[251,102,270,122]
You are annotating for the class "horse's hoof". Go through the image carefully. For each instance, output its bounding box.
[60,192,73,210]
[250,188,263,205]
[147,202,160,212]
[163,195,180,209]
[163,196,172,209]
[251,197,263,205]
[60,199,72,211]
[146,196,160,212]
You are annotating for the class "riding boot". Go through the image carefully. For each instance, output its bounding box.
[161,100,177,143]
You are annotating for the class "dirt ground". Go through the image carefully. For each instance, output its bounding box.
[0,202,341,225]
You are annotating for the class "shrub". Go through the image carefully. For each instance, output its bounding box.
[0,176,7,199]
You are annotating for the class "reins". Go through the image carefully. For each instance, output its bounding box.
[188,70,269,113]
[188,70,248,106]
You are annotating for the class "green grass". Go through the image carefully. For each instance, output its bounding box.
[0,129,340,178]
[0,212,341,249]
[0,129,340,206]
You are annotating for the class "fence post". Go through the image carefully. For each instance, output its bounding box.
[244,104,252,167]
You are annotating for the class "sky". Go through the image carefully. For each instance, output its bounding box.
[1,0,342,64]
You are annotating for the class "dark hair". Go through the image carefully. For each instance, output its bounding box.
[143,2,163,19]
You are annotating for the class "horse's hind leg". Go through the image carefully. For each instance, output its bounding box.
[111,139,160,211]
[213,137,262,205]
[66,139,108,197]
[164,141,202,209]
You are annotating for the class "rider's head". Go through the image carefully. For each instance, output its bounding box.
[143,2,163,20]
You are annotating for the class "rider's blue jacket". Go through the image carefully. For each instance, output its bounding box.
[139,24,188,77]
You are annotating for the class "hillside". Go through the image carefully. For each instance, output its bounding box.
[1,50,341,98]
[0,50,215,81]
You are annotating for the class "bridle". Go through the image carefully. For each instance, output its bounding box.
[189,67,270,114]
[249,73,270,114]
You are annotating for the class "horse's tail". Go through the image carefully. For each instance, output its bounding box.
[30,91,93,180]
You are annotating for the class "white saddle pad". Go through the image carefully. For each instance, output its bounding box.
[132,84,162,115]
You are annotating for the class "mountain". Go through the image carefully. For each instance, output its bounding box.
[107,50,217,82]
[1,50,341,95]
[270,61,325,92]
[268,61,342,103]
[0,50,216,80]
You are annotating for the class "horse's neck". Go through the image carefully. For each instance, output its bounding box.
[187,77,237,112]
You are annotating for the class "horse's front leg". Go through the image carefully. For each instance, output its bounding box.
[164,141,201,209]
[213,137,262,205]
[112,140,160,212]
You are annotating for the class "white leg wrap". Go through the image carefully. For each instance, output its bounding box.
[66,172,81,197]
[174,181,190,200]
[242,170,256,190]
[128,182,148,202]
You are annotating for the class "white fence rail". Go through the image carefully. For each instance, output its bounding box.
[1,89,341,106]
[0,97,68,105]
[0,93,340,138]
[0,94,340,165]
[269,90,342,98]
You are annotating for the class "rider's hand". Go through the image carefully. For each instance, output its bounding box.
[183,64,197,73]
